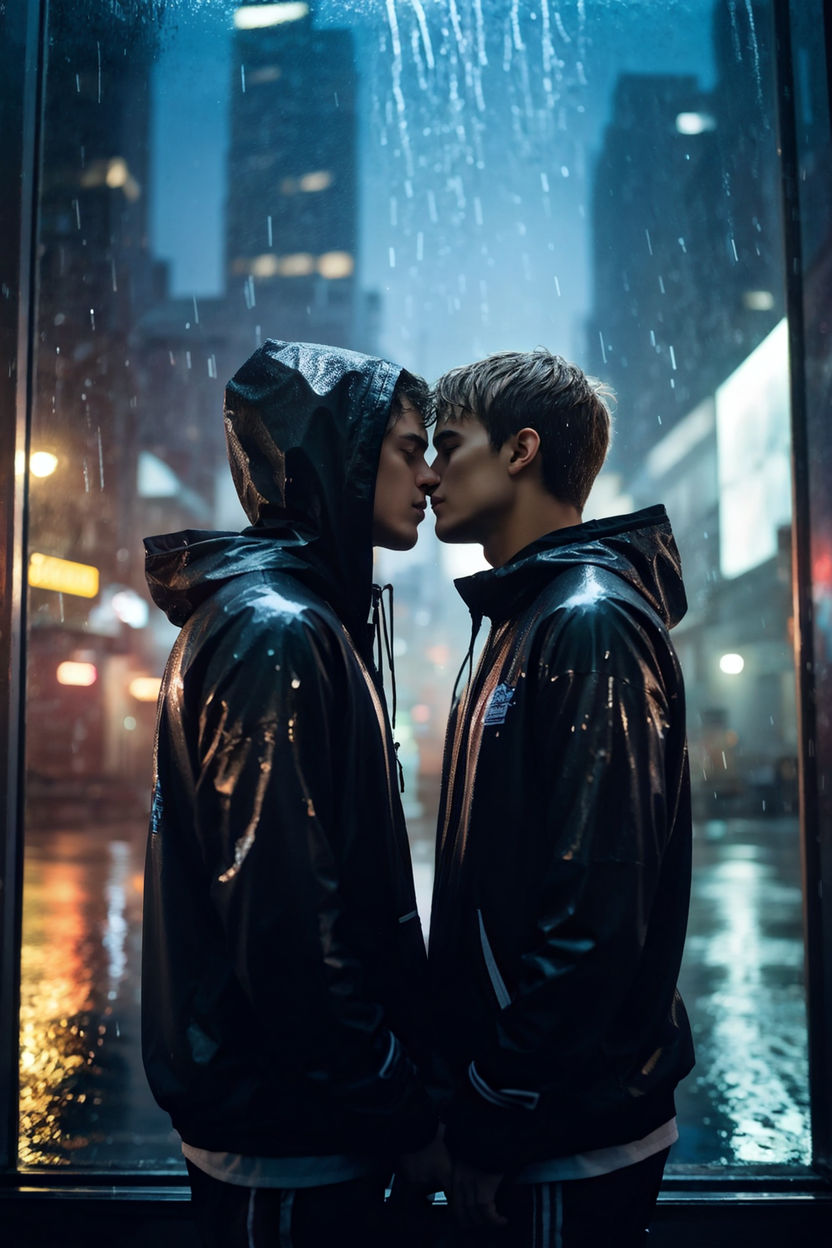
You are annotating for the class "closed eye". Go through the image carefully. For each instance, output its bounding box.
[433,434,459,458]
[398,435,429,460]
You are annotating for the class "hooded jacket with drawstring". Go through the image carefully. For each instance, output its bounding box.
[141,341,437,1160]
[428,505,695,1174]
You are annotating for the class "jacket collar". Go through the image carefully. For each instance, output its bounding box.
[454,505,687,629]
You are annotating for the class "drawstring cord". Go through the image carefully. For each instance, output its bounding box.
[451,609,483,707]
[371,582,404,792]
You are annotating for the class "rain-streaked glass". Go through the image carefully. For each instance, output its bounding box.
[20,0,810,1172]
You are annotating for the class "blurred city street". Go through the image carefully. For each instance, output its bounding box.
[19,805,809,1173]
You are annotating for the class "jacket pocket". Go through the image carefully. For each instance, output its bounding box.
[476,908,512,1010]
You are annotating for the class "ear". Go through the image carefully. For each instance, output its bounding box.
[506,427,541,476]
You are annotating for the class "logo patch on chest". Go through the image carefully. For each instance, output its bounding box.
[483,682,515,726]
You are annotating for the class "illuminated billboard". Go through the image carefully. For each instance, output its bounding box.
[28,553,100,599]
[716,318,791,580]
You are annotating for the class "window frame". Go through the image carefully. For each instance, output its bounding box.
[0,0,41,1178]
[0,0,831,1232]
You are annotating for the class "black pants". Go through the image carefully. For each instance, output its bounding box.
[450,1148,670,1248]
[185,1160,388,1248]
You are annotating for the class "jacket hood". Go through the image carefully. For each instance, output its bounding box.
[144,529,314,628]
[454,504,687,630]
[145,340,405,636]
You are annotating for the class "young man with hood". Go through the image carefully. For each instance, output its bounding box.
[427,348,695,1246]
[142,341,449,1247]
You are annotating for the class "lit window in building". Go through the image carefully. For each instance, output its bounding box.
[317,251,354,279]
[277,252,316,276]
[298,170,333,193]
[233,3,309,30]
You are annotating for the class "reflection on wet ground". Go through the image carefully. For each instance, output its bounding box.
[19,813,808,1170]
[19,827,181,1169]
[673,816,810,1167]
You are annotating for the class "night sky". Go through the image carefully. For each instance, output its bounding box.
[150,0,717,376]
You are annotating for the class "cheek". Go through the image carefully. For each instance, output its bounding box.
[380,461,410,506]
[451,458,481,497]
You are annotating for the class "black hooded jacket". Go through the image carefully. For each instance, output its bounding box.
[428,506,695,1173]
[142,341,437,1159]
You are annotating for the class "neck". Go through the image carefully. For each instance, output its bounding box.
[483,495,582,567]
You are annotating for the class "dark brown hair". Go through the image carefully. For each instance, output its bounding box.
[390,369,434,427]
[434,348,612,508]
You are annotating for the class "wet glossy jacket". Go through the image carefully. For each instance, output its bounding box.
[429,507,695,1172]
[142,341,436,1159]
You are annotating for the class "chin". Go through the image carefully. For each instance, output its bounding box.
[376,528,418,552]
[433,518,466,545]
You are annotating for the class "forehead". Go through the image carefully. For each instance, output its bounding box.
[388,398,427,438]
[433,409,483,441]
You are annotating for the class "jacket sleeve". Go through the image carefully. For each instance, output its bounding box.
[192,609,437,1153]
[446,611,676,1168]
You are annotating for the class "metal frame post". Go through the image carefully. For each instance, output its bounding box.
[772,0,832,1175]
[0,0,45,1173]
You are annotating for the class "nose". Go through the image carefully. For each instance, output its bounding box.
[418,459,441,492]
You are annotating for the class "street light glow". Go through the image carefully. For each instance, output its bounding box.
[112,590,150,629]
[57,661,98,687]
[129,676,162,702]
[30,452,58,478]
[676,112,716,135]
[720,653,745,675]
[743,290,775,311]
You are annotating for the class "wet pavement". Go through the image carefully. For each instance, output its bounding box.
[18,810,809,1172]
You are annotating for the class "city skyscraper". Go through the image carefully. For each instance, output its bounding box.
[588,0,781,486]
[225,1,361,348]
[587,1,791,819]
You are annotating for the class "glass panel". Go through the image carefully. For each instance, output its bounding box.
[20,0,808,1171]
[791,0,832,1166]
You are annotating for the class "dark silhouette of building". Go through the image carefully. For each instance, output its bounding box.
[133,1,376,549]
[589,0,782,486]
[587,1,791,816]
[224,0,362,348]
[27,1,163,801]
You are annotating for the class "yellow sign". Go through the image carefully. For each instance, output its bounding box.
[28,553,100,599]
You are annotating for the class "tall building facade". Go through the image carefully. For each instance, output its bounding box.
[225,1,361,349]
[26,2,163,809]
[589,0,782,485]
[587,0,791,816]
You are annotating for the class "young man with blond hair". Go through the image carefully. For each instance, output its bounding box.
[428,348,694,1247]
